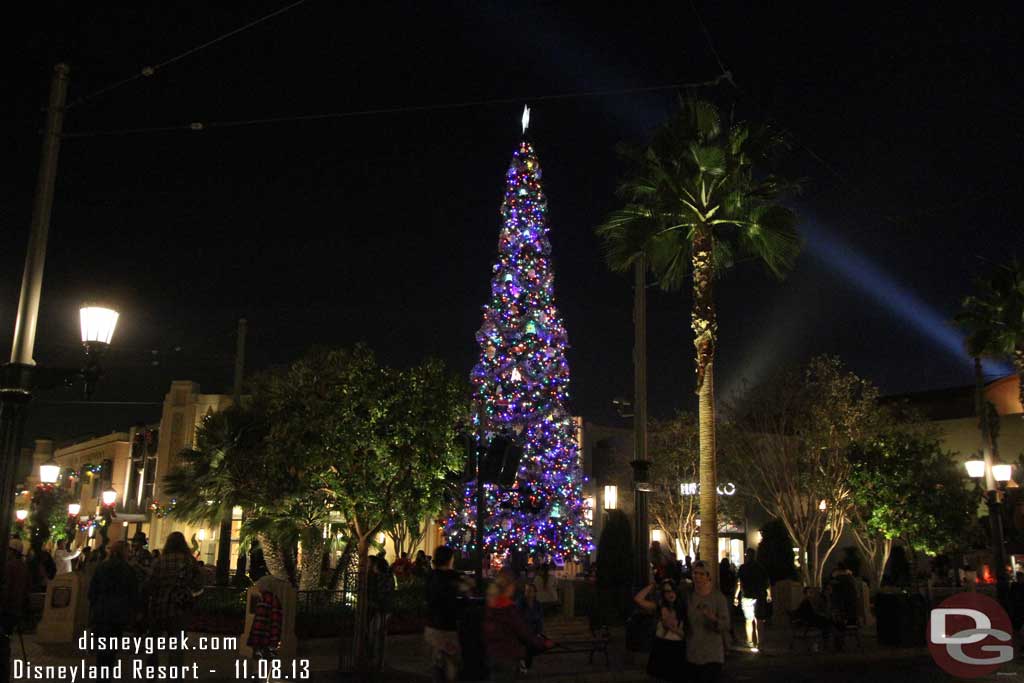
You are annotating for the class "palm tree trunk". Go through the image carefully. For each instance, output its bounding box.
[692,232,718,584]
[1015,349,1024,415]
[257,532,288,580]
[299,529,325,591]
[633,255,650,588]
[974,357,996,491]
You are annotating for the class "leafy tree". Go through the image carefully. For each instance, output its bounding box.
[847,430,980,589]
[29,484,72,552]
[647,413,742,558]
[257,346,464,672]
[729,356,883,586]
[597,98,801,576]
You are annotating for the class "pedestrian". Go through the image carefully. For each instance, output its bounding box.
[718,553,738,644]
[734,548,770,651]
[687,560,730,682]
[88,541,139,682]
[414,549,432,578]
[391,552,413,580]
[54,539,82,575]
[517,583,544,674]
[424,546,464,682]
[367,555,394,671]
[75,546,92,571]
[127,531,153,580]
[1,539,30,683]
[634,578,688,682]
[532,562,559,615]
[483,573,553,681]
[143,532,203,670]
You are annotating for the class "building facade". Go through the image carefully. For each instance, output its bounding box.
[20,381,235,564]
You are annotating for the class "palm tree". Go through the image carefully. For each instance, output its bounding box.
[957,259,1024,416]
[598,98,800,573]
[163,405,291,581]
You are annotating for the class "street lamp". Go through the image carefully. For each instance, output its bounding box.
[98,487,117,553]
[67,503,80,517]
[14,510,27,523]
[101,487,117,507]
[39,460,60,485]
[603,485,618,510]
[80,305,118,399]
[966,459,1012,605]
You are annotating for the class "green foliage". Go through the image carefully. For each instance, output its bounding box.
[596,97,802,291]
[955,258,1024,360]
[847,430,980,556]
[165,405,268,526]
[255,345,465,543]
[29,484,72,550]
[165,345,465,592]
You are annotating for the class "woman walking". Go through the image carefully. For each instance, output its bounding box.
[633,579,688,682]
[143,532,203,669]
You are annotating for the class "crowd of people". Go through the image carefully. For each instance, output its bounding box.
[419,545,564,682]
[2,530,209,683]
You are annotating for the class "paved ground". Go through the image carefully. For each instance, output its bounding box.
[13,618,1024,681]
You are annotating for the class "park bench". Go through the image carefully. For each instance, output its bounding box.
[540,625,611,666]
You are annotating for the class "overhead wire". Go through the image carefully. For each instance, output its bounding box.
[66,0,312,110]
[61,75,734,139]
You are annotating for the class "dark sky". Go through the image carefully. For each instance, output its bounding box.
[7,2,1024,442]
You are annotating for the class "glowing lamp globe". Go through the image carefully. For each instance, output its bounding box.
[197,529,206,542]
[15,510,27,522]
[993,464,1013,483]
[818,499,828,511]
[68,503,81,517]
[101,488,117,506]
[965,459,986,479]
[80,306,119,345]
[39,461,60,484]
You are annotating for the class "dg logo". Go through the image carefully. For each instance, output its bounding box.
[928,592,1014,678]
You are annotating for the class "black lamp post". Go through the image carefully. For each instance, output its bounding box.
[966,458,1012,606]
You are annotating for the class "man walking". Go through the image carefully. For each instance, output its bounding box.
[424,546,464,682]
[734,548,771,651]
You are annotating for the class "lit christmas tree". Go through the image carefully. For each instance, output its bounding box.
[446,107,593,563]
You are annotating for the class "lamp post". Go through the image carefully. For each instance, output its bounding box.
[966,458,1012,606]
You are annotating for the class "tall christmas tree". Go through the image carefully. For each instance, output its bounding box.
[446,108,593,563]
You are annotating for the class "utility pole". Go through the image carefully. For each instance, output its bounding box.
[0,63,70,683]
[630,256,651,590]
[216,318,246,585]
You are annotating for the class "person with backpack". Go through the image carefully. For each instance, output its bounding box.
[734,548,771,651]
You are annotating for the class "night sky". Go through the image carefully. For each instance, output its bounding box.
[7,2,1023,442]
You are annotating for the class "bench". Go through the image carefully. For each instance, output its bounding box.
[539,626,611,665]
